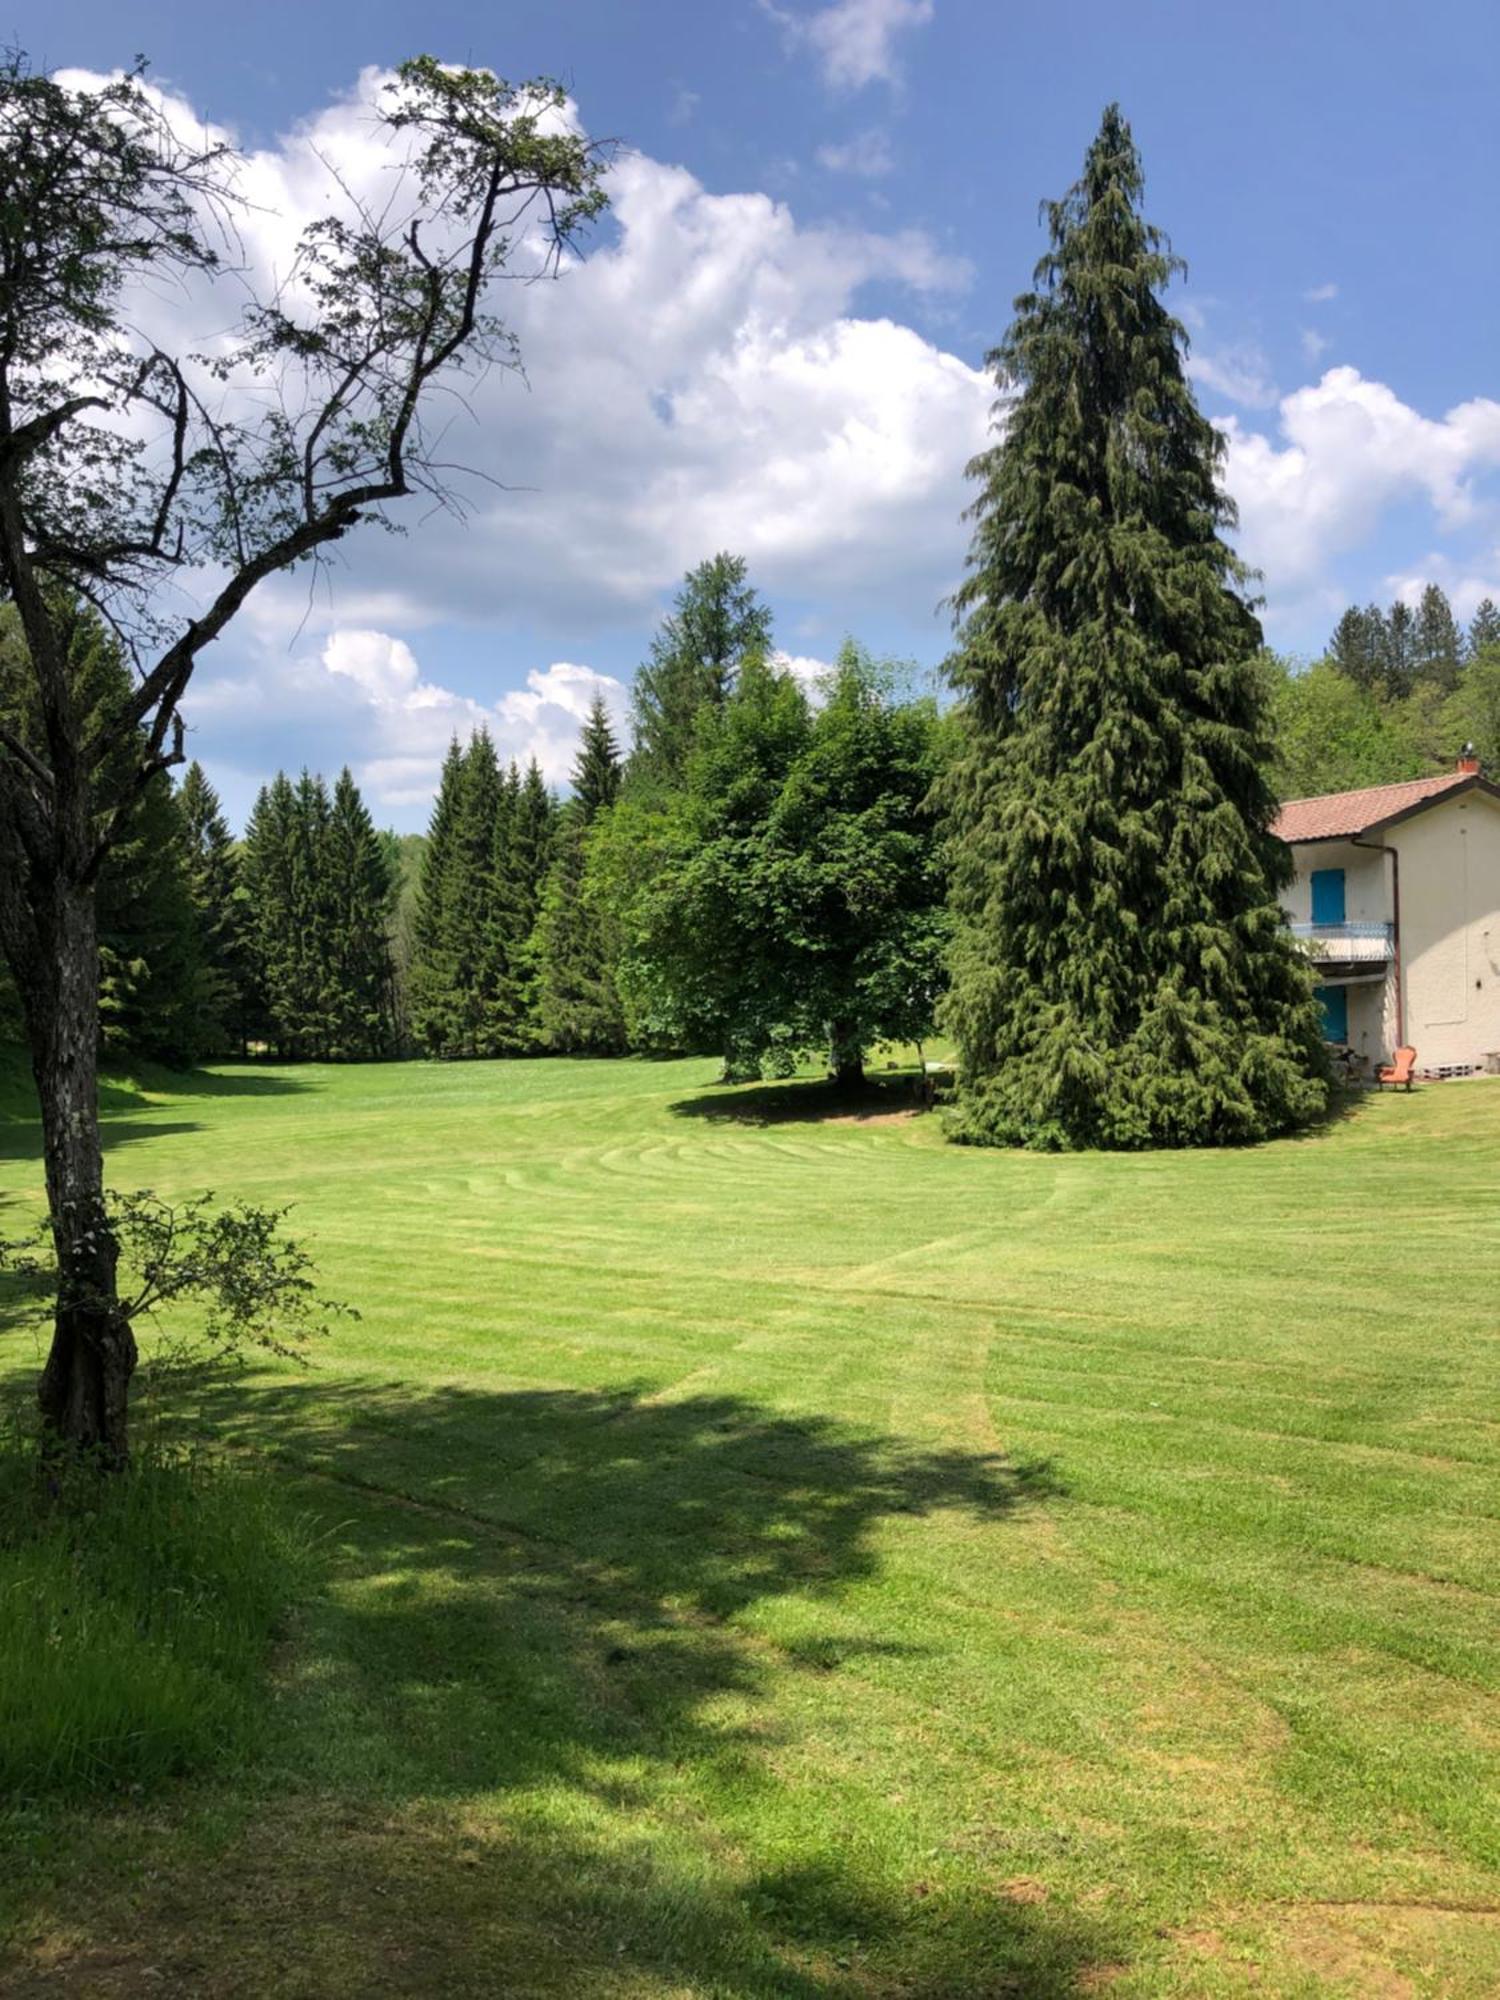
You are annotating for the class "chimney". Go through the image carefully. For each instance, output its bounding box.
[1458,742,1481,776]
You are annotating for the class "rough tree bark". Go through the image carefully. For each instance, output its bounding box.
[22,882,136,1460]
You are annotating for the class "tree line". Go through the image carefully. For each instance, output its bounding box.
[1268,586,1500,799]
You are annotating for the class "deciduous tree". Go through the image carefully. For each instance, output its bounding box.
[0,49,606,1457]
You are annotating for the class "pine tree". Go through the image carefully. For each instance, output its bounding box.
[96,769,209,1067]
[325,768,397,1059]
[535,699,627,1052]
[1468,599,1500,660]
[178,761,250,1053]
[1327,605,1387,689]
[1413,583,1462,691]
[941,105,1328,1150]
[409,739,469,1056]
[442,729,504,1056]
[573,695,624,817]
[629,553,773,792]
[1382,600,1417,699]
[241,773,300,1056]
[279,772,337,1057]
[485,759,554,1051]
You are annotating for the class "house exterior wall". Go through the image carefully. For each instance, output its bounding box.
[1281,790,1500,1071]
[1282,840,1396,1068]
[1388,791,1500,1070]
[1282,841,1389,927]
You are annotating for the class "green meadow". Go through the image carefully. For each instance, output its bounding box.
[2,1054,1498,1997]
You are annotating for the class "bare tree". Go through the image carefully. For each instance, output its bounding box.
[0,52,607,1461]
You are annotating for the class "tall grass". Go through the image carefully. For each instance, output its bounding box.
[0,1425,310,1799]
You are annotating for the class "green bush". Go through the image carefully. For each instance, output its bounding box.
[0,1430,310,1799]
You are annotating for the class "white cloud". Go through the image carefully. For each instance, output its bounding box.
[1219,368,1500,620]
[1187,342,1279,410]
[817,128,895,176]
[1303,281,1339,303]
[75,67,985,648]
[1300,327,1332,365]
[765,0,935,90]
[188,630,629,809]
[1383,554,1500,623]
[774,649,837,696]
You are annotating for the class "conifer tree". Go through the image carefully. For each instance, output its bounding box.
[325,768,397,1058]
[241,774,300,1057]
[96,769,208,1067]
[178,761,250,1053]
[485,758,554,1051]
[409,739,469,1056]
[941,105,1328,1150]
[629,553,773,792]
[279,772,337,1057]
[1382,600,1417,699]
[1413,583,1462,691]
[535,698,627,1052]
[1468,599,1500,660]
[445,729,504,1055]
[1327,605,1387,689]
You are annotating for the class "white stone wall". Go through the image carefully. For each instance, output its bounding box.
[1390,792,1500,1070]
[1281,840,1391,926]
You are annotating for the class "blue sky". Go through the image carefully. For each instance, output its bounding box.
[21,0,1500,827]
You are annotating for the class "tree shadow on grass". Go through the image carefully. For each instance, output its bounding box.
[670,1073,929,1127]
[67,1373,1119,1996]
[156,1064,319,1101]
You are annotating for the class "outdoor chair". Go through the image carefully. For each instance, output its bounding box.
[1376,1046,1417,1091]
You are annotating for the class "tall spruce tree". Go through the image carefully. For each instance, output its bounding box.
[941,105,1328,1150]
[178,761,250,1053]
[241,774,300,1055]
[1468,599,1500,659]
[629,553,773,792]
[96,767,208,1067]
[485,758,554,1051]
[1413,583,1462,691]
[447,729,504,1055]
[1327,605,1387,689]
[535,698,627,1052]
[409,738,469,1056]
[1382,599,1417,699]
[325,768,397,1059]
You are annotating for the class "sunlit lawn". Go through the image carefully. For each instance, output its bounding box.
[2,1052,1498,1996]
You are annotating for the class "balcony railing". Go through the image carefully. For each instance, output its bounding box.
[1290,920,1395,963]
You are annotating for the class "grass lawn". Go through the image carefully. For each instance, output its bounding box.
[1,1053,1498,1997]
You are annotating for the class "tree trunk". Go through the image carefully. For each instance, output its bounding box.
[828,1020,865,1091]
[23,879,136,1464]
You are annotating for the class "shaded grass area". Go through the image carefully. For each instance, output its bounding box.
[0,1431,308,1799]
[1,1052,1499,1994]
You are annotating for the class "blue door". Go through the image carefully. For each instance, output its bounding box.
[1310,867,1346,925]
[1314,984,1348,1041]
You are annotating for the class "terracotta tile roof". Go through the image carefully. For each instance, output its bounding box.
[1273,772,1474,844]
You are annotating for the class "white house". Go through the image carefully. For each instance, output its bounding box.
[1274,752,1500,1075]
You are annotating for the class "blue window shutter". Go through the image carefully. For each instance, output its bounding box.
[1314,984,1348,1041]
[1310,868,1346,925]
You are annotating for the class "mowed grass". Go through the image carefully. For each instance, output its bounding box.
[1,1054,1498,1997]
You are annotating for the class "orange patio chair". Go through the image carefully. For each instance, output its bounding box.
[1376,1046,1417,1091]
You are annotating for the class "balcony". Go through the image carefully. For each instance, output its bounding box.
[1290,919,1395,965]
